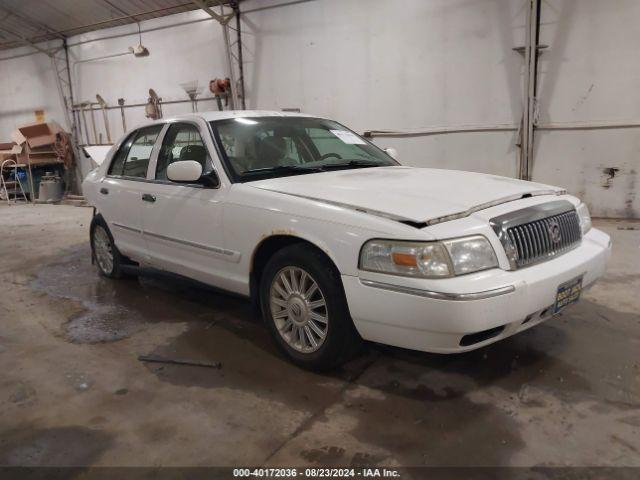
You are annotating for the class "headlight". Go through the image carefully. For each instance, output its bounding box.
[576,202,592,235]
[443,236,499,275]
[359,235,498,278]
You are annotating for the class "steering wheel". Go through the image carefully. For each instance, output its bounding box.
[319,152,342,161]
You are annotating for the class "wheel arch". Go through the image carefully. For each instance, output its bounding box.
[249,234,342,305]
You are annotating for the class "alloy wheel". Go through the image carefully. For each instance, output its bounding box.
[269,266,328,353]
[93,225,114,274]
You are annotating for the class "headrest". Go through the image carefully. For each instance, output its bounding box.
[179,144,207,164]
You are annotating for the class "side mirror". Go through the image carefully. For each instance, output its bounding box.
[384,147,398,160]
[167,160,220,188]
[167,160,202,182]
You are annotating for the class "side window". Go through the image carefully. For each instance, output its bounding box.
[156,123,209,180]
[121,125,163,178]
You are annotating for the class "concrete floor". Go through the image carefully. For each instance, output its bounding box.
[0,204,638,468]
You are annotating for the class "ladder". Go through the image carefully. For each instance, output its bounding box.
[0,159,29,204]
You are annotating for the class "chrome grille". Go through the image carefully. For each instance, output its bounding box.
[490,200,582,269]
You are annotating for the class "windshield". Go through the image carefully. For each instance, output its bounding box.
[209,116,398,181]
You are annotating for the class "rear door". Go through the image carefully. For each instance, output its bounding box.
[98,124,163,260]
[139,121,237,290]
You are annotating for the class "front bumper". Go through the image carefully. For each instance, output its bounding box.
[343,228,611,353]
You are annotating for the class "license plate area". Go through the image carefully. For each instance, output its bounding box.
[554,275,583,313]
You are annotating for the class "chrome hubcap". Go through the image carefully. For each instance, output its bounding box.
[270,266,328,353]
[93,226,114,274]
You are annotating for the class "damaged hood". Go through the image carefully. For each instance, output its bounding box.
[249,166,564,224]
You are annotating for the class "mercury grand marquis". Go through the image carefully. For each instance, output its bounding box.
[82,111,611,370]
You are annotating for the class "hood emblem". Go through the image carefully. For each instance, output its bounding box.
[548,220,562,243]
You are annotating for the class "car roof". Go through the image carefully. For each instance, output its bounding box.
[158,110,321,124]
[196,110,319,121]
[128,110,327,136]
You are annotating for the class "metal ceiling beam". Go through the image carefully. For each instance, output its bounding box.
[56,2,195,34]
[0,6,66,40]
[0,25,53,56]
[192,0,234,24]
[99,0,141,24]
[0,1,235,52]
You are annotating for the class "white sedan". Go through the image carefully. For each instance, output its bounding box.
[83,111,611,370]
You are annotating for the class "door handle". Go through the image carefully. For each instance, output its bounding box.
[100,187,109,195]
[142,193,156,203]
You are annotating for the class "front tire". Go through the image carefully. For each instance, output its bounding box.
[260,244,360,370]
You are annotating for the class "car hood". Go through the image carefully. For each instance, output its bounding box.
[249,166,565,225]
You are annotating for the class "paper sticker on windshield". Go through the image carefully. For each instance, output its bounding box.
[330,130,366,145]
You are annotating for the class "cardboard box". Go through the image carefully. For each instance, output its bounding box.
[16,121,64,149]
[10,129,26,146]
[0,142,23,162]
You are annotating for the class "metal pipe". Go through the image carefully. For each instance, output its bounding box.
[79,103,91,145]
[96,95,112,143]
[74,109,83,142]
[65,17,214,49]
[364,125,518,138]
[73,51,132,66]
[363,121,640,138]
[537,121,640,131]
[235,2,246,109]
[72,97,221,111]
[25,146,36,204]
[520,0,541,181]
[63,36,87,194]
[89,105,98,144]
[118,98,127,132]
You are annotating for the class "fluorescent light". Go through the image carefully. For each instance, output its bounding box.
[235,118,258,125]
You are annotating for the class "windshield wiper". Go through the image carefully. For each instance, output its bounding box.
[319,159,383,171]
[242,165,323,176]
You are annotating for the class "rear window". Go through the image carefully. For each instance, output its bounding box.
[108,125,163,178]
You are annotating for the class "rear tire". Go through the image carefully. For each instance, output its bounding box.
[90,216,127,278]
[260,243,360,370]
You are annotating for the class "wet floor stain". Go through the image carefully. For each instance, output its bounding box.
[0,426,113,466]
[24,244,640,467]
[348,388,524,466]
[300,446,387,467]
[31,246,252,344]
[141,321,376,413]
[368,329,592,400]
[300,446,345,463]
[31,246,373,412]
